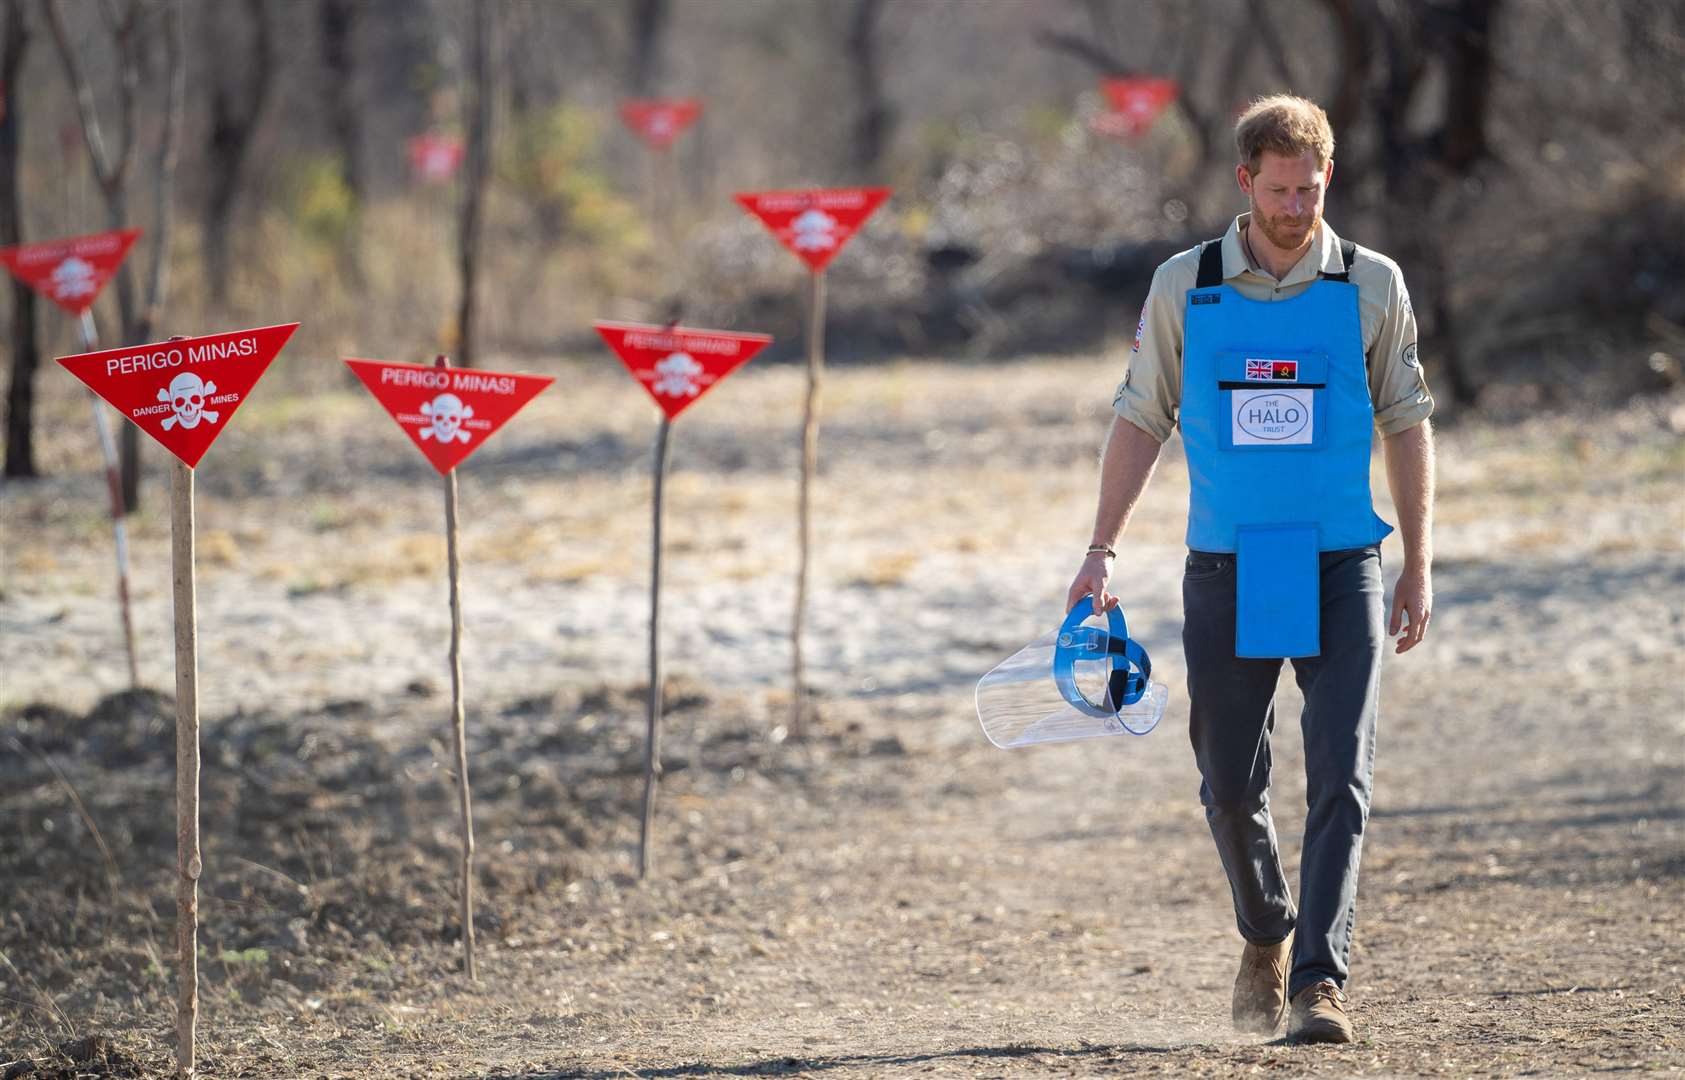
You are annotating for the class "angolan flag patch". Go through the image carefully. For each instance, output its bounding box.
[1245,358,1298,381]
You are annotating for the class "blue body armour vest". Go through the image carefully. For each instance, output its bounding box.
[1180,238,1393,658]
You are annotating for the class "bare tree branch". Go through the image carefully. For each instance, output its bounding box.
[1245,0,1302,89]
[457,0,497,368]
[625,0,667,96]
[44,0,154,506]
[848,0,894,180]
[137,0,183,342]
[1168,0,1209,93]
[1081,0,1124,61]
[109,0,137,192]
[1035,27,1127,75]
[202,0,275,303]
[42,0,118,190]
[1320,0,1372,137]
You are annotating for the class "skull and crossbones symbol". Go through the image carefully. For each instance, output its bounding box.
[49,256,98,301]
[420,393,473,443]
[159,372,219,430]
[789,208,841,252]
[652,351,704,398]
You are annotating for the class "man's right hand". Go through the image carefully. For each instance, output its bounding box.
[1066,552,1119,617]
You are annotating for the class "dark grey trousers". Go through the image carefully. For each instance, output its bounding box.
[1182,544,1383,1000]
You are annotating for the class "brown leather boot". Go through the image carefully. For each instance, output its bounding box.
[1231,932,1293,1034]
[1287,980,1355,1044]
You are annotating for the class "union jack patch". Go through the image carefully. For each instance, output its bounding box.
[1245,358,1298,381]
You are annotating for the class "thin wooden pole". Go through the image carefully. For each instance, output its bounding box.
[639,414,674,880]
[438,355,477,981]
[169,458,199,1078]
[791,269,826,735]
[657,146,678,256]
[78,310,139,688]
[641,147,660,252]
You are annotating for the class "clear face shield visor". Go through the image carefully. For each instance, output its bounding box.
[976,598,1168,749]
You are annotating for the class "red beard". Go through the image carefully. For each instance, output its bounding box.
[1252,206,1319,252]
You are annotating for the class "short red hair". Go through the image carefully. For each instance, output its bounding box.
[1235,95,1335,173]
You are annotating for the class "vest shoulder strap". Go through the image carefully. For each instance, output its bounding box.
[1197,235,1357,286]
[1323,239,1358,283]
[1194,239,1225,289]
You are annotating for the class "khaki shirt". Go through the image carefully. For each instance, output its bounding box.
[1114,214,1434,442]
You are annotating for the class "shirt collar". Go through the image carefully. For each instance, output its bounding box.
[1222,212,1344,286]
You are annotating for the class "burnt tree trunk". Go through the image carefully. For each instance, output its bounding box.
[1321,0,1372,138]
[847,0,894,181]
[2,0,41,478]
[318,0,364,285]
[625,0,667,96]
[202,0,274,306]
[1367,0,1501,407]
[456,0,496,369]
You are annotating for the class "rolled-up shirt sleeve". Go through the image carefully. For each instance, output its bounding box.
[1112,262,1184,444]
[1368,265,1435,436]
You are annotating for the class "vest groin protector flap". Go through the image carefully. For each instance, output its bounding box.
[976,601,1168,749]
[1236,523,1320,658]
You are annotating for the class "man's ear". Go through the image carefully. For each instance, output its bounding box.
[1236,162,1254,197]
[1324,158,1335,187]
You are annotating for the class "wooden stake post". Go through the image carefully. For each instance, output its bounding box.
[621,100,701,258]
[53,322,298,1079]
[77,310,140,689]
[169,456,200,1076]
[791,270,826,734]
[640,415,674,878]
[733,187,889,736]
[594,321,771,880]
[437,354,479,981]
[0,232,147,689]
[341,352,552,971]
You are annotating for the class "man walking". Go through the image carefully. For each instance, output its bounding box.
[1067,95,1436,1043]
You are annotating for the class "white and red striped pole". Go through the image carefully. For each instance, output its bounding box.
[76,309,140,689]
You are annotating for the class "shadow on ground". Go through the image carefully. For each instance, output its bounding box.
[485,1040,1178,1079]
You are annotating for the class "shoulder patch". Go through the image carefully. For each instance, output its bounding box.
[1402,342,1419,368]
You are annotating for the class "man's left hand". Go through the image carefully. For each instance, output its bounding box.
[1389,564,1433,654]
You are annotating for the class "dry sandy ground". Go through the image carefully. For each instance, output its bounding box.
[2,355,1682,1078]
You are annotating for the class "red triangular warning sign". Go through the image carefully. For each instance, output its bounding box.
[1,228,141,316]
[619,98,703,151]
[407,132,465,183]
[734,187,891,272]
[345,359,554,475]
[55,323,298,469]
[1094,77,1179,139]
[595,322,771,421]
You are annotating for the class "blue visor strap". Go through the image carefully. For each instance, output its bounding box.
[1053,598,1152,718]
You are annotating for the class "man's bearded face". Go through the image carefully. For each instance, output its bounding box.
[1244,150,1329,253]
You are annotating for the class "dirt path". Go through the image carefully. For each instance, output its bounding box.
[3,358,1682,1078]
